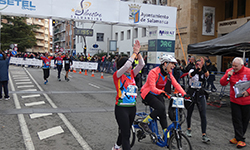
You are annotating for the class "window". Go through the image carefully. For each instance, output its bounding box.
[121,31,124,41]
[237,0,246,17]
[127,30,131,39]
[115,32,118,41]
[134,28,138,38]
[97,33,104,41]
[142,28,146,37]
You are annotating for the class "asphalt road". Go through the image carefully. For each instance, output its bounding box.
[0,65,249,150]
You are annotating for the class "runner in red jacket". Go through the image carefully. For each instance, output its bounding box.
[220,57,250,148]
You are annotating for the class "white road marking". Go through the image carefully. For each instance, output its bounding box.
[12,75,27,77]
[16,82,32,85]
[25,101,45,106]
[37,126,64,140]
[15,79,31,82]
[21,94,41,99]
[24,67,92,150]
[30,113,52,119]
[17,85,35,88]
[21,89,37,92]
[88,83,100,89]
[13,77,29,79]
[9,74,35,150]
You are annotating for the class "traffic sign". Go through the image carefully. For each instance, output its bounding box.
[10,44,14,49]
[14,47,18,51]
[60,47,64,52]
[12,50,17,56]
[55,48,59,53]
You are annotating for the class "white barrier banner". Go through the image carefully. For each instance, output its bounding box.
[10,57,97,70]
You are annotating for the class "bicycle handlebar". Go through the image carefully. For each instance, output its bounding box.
[162,92,192,102]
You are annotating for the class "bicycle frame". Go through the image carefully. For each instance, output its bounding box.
[133,106,184,148]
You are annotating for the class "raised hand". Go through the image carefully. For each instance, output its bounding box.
[133,40,140,54]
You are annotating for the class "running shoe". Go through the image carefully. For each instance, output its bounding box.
[230,138,238,144]
[202,135,210,143]
[111,145,121,150]
[237,141,246,148]
[5,96,10,101]
[138,122,152,134]
[58,78,61,81]
[66,78,70,82]
[186,129,192,137]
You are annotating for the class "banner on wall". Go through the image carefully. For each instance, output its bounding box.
[0,0,176,28]
[202,6,215,36]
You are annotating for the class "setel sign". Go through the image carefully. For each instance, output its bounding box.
[0,0,36,11]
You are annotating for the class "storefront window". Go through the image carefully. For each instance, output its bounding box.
[225,0,233,19]
[237,0,246,17]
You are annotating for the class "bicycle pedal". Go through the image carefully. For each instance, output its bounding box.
[149,133,157,144]
[137,130,146,141]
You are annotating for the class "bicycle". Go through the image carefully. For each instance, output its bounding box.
[130,93,192,150]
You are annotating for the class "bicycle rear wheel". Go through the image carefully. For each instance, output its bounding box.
[169,132,192,150]
[130,125,136,148]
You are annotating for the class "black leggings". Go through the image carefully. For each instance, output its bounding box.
[43,69,50,80]
[115,105,136,150]
[144,93,167,129]
[57,65,62,78]
[186,94,207,134]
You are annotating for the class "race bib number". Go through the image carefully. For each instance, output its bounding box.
[46,62,50,66]
[172,97,184,108]
[126,85,137,96]
[191,81,202,88]
[58,60,62,64]
[65,60,69,64]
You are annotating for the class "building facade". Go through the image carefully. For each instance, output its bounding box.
[26,18,51,53]
[168,0,250,71]
[53,20,75,54]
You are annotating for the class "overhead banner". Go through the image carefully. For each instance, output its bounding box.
[0,0,176,28]
[119,2,177,28]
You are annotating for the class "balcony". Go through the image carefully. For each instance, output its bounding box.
[33,20,44,26]
[37,42,44,47]
[35,35,44,40]
[34,28,44,33]
[54,29,60,34]
[54,38,60,42]
[44,44,49,48]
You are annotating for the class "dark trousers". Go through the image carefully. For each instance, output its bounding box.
[144,93,167,129]
[57,65,62,78]
[43,69,50,80]
[0,81,9,98]
[186,94,207,134]
[206,80,216,91]
[231,102,250,142]
[135,73,142,89]
[115,105,136,150]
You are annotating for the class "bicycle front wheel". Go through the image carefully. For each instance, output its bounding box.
[169,132,192,150]
[130,125,136,148]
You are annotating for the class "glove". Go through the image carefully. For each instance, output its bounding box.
[190,68,199,77]
[202,65,208,73]
[184,94,191,99]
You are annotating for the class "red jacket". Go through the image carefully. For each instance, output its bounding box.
[220,66,250,105]
[140,67,186,99]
